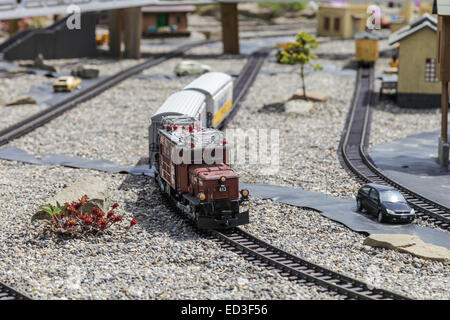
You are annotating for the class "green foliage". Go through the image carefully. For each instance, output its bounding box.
[39,201,67,217]
[279,31,323,98]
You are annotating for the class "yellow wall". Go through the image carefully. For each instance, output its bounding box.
[317,4,366,38]
[397,28,440,94]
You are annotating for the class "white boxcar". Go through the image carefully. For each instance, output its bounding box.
[149,72,233,169]
[149,90,206,168]
[183,72,233,128]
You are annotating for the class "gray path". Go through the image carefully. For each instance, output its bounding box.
[369,129,450,208]
[1,146,448,249]
[242,183,450,250]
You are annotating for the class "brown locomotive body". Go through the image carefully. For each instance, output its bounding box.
[155,115,249,229]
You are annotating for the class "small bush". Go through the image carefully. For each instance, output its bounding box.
[39,195,137,238]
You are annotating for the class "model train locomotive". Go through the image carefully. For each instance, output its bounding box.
[148,72,250,229]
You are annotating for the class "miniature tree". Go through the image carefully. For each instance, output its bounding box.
[279,31,322,100]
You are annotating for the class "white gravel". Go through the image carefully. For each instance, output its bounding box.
[242,198,450,300]
[0,33,447,300]
[0,164,336,299]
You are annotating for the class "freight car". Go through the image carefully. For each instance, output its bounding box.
[154,115,249,229]
[149,72,233,169]
[355,32,379,67]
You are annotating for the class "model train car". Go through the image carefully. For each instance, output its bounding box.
[148,72,249,229]
[355,32,379,67]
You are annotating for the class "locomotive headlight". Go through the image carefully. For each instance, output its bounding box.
[241,189,249,198]
[219,176,226,184]
[198,192,206,201]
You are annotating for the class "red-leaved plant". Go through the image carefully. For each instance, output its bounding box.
[39,195,137,238]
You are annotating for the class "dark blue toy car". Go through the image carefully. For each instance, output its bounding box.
[356,183,415,223]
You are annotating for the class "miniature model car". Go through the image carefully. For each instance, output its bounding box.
[174,60,211,76]
[356,183,415,223]
[53,76,81,92]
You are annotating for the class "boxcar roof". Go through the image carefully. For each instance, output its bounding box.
[151,90,206,122]
[183,72,232,97]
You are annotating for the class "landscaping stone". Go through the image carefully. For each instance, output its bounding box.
[290,90,328,102]
[32,176,109,222]
[71,65,100,79]
[284,100,313,114]
[6,96,37,106]
[364,234,450,262]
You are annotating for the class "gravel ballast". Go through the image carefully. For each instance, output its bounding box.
[242,198,450,300]
[0,36,448,299]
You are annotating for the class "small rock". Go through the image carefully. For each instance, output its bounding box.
[32,176,110,222]
[290,90,328,102]
[71,65,100,79]
[364,234,450,262]
[6,96,37,106]
[284,100,313,114]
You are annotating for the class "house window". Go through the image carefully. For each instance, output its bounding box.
[334,17,341,31]
[425,58,439,82]
[324,17,330,31]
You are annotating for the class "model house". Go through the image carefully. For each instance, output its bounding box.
[388,14,440,108]
[141,5,195,36]
[316,2,367,38]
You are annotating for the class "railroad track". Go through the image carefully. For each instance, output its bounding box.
[219,47,271,129]
[0,282,30,300]
[0,40,215,300]
[215,50,409,300]
[0,40,212,147]
[339,66,450,230]
[208,227,409,300]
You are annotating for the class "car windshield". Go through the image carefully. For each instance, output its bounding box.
[380,191,406,203]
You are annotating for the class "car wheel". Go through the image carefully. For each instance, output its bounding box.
[377,211,385,223]
[182,71,189,76]
[356,198,363,211]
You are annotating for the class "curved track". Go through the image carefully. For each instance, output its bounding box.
[338,67,450,230]
[213,51,409,300]
[209,227,408,300]
[0,40,212,147]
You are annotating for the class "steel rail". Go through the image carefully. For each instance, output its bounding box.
[209,227,409,300]
[0,40,213,300]
[339,67,450,230]
[0,281,31,300]
[0,40,213,147]
[212,51,410,300]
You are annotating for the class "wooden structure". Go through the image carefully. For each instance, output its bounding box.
[388,14,440,108]
[220,3,239,54]
[316,2,367,39]
[141,5,194,37]
[434,0,450,166]
[108,7,143,59]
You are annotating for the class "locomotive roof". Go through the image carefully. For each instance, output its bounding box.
[159,126,226,149]
[183,72,232,97]
[150,90,206,123]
